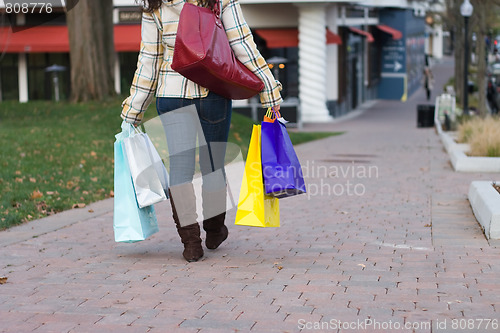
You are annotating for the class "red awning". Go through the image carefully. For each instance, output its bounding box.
[348,27,374,43]
[0,26,70,53]
[114,25,141,51]
[0,25,141,53]
[326,29,342,45]
[255,28,342,48]
[376,24,402,40]
[255,28,298,48]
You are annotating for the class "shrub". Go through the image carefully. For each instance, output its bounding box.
[457,117,500,157]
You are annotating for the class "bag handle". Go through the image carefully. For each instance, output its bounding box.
[121,120,145,137]
[263,107,281,123]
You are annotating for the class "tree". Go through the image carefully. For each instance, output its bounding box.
[472,0,488,116]
[66,0,115,102]
[442,0,498,116]
[444,0,465,106]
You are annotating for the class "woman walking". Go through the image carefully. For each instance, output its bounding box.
[423,66,433,101]
[121,0,282,262]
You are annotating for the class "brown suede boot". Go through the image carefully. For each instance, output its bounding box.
[202,186,228,250]
[169,184,203,262]
[203,213,228,250]
[174,221,204,262]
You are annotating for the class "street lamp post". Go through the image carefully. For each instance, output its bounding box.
[461,0,473,115]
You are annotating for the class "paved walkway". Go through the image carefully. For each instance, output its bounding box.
[1,57,500,332]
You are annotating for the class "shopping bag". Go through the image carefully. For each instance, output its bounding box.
[261,108,306,198]
[122,125,169,208]
[113,122,159,243]
[235,125,280,227]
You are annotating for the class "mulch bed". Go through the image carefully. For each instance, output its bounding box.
[494,183,500,195]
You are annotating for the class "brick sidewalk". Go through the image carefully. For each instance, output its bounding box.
[1,57,500,332]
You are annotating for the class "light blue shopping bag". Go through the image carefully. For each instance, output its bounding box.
[113,122,159,243]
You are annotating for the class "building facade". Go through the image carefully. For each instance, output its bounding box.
[0,0,434,123]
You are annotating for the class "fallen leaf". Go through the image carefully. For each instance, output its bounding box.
[29,177,36,183]
[424,224,432,227]
[15,178,23,183]
[31,190,43,199]
[72,203,86,209]
[46,191,55,195]
[109,190,114,197]
[90,151,97,157]
[88,209,94,213]
[358,264,366,268]
[15,170,21,175]
[90,177,98,182]
[0,276,7,284]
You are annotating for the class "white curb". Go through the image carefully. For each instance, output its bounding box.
[435,119,500,173]
[468,181,500,240]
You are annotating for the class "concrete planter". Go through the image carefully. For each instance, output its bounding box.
[468,181,500,240]
[435,120,500,173]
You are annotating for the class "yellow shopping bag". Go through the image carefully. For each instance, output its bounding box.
[235,125,280,227]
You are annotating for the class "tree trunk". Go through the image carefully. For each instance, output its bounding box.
[473,0,487,117]
[448,0,465,106]
[66,0,115,102]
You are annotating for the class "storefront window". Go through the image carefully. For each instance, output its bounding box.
[252,32,298,100]
[0,54,19,101]
[369,28,382,86]
[119,52,139,95]
[28,53,70,100]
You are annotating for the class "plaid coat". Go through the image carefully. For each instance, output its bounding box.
[121,0,283,125]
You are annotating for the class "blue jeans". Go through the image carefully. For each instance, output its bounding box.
[156,92,232,192]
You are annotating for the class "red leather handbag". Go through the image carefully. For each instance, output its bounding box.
[171,0,264,100]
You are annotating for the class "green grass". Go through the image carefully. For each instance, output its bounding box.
[0,99,341,229]
[0,99,124,229]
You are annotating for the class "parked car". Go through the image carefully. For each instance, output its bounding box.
[486,62,500,114]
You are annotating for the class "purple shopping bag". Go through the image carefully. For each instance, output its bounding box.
[261,109,306,198]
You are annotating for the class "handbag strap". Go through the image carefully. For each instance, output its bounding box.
[212,0,221,18]
[195,0,221,18]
